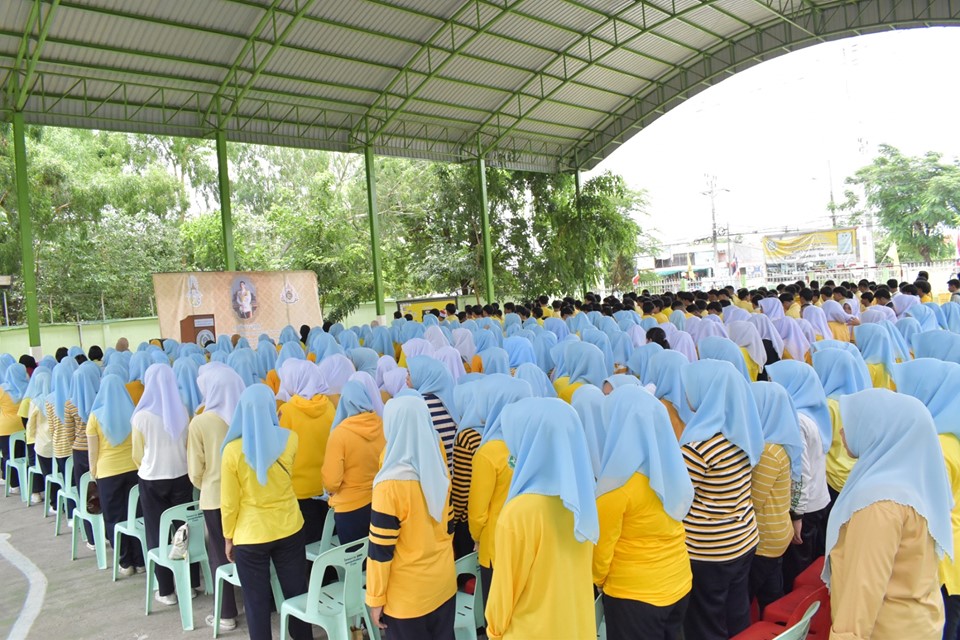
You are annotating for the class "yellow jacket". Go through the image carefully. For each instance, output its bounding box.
[321,411,385,512]
[278,394,335,500]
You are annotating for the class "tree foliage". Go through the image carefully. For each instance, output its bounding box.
[0,125,653,325]
[842,144,960,262]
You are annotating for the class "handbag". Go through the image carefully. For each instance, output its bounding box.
[169,523,190,560]
[86,481,102,515]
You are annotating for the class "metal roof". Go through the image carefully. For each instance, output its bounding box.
[2,0,958,172]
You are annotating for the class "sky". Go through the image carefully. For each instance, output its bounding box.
[588,27,960,246]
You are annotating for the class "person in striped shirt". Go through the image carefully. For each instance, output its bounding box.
[407,356,458,473]
[679,360,763,640]
[749,382,804,614]
[367,395,456,639]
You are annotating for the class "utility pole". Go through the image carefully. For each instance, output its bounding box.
[701,175,729,276]
[828,160,837,228]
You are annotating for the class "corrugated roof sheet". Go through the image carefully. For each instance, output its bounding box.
[1,0,953,172]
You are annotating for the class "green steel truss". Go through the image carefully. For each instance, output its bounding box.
[2,0,956,173]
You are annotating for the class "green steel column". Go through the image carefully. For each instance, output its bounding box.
[216,130,236,271]
[364,146,385,320]
[575,170,589,299]
[12,112,40,352]
[477,156,495,303]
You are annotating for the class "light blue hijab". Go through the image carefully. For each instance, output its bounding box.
[331,380,375,429]
[503,337,536,369]
[173,357,203,416]
[25,369,51,407]
[473,331,497,355]
[891,359,960,438]
[90,374,135,447]
[925,302,948,329]
[222,384,291,486]
[275,342,306,370]
[128,351,151,383]
[598,386,694,522]
[408,356,457,420]
[646,350,693,424]
[70,361,102,423]
[347,348,379,377]
[809,339,861,356]
[880,319,911,363]
[750,382,804,481]
[227,348,260,386]
[680,359,764,466]
[511,362,556,398]
[766,359,833,454]
[668,310,686,331]
[468,375,532,445]
[567,312,592,336]
[369,326,394,356]
[697,335,751,382]
[907,304,940,332]
[610,332,634,368]
[563,341,609,387]
[626,342,663,383]
[374,395,450,522]
[479,347,511,375]
[853,322,896,372]
[49,358,78,422]
[544,317,570,341]
[914,330,960,364]
[811,348,872,399]
[581,328,615,372]
[215,334,233,354]
[942,302,960,333]
[571,384,606,477]
[255,338,278,378]
[895,317,923,350]
[533,332,557,373]
[102,362,128,383]
[502,397,600,544]
[823,389,953,586]
[1,363,29,403]
[602,374,641,390]
[338,330,361,351]
[0,353,15,378]
[278,325,300,344]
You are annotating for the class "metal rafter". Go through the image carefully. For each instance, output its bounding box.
[5,0,60,110]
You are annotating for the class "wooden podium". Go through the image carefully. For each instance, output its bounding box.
[179,314,216,346]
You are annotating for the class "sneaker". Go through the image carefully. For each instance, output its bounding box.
[118,565,136,577]
[135,566,146,574]
[154,592,177,606]
[85,542,97,551]
[191,588,200,599]
[206,615,237,631]
[47,507,57,517]
[30,493,42,505]
[9,487,20,495]
[67,520,74,529]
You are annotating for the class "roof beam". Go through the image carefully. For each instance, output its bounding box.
[5,0,61,111]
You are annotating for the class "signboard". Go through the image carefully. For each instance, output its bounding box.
[762,228,858,265]
[397,296,460,321]
[152,271,323,342]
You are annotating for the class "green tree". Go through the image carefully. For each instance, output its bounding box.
[842,145,960,262]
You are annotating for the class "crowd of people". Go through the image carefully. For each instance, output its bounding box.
[1,271,959,640]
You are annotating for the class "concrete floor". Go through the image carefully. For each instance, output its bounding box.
[0,489,306,640]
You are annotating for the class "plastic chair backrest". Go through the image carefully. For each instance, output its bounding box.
[63,456,75,492]
[125,484,141,523]
[9,431,25,457]
[775,600,820,640]
[157,501,206,560]
[453,552,480,580]
[306,538,368,617]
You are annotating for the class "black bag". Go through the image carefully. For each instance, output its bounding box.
[86,480,101,515]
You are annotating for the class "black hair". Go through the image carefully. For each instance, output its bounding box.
[646,327,670,349]
[19,355,36,369]
[88,345,104,361]
[404,313,413,321]
[55,347,68,362]
[641,301,655,315]
[75,354,88,364]
[706,301,723,314]
[393,311,402,319]
[949,279,960,289]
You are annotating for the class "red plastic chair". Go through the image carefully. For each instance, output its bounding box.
[733,587,828,640]
[762,584,819,625]
[794,556,826,590]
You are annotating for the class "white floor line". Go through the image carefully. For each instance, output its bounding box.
[0,532,47,640]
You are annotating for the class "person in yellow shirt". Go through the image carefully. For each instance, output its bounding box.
[821,300,859,342]
[824,390,950,640]
[322,380,384,544]
[0,362,29,493]
[366,394,456,639]
[852,323,897,390]
[485,397,598,640]
[125,351,150,405]
[87,373,143,576]
[276,358,334,545]
[594,386,693,640]
[465,375,533,607]
[553,341,608,403]
[187,363,246,630]
[221,384,311,640]
[748,382,803,615]
[645,350,693,440]
[23,368,52,504]
[891,359,960,637]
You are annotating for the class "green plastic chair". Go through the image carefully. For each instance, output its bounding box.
[280,538,376,640]
[41,461,65,518]
[595,593,606,640]
[54,457,77,536]
[304,507,339,561]
[144,501,213,631]
[212,561,284,638]
[112,484,146,581]
[3,431,29,503]
[453,552,484,640]
[774,600,820,640]
[71,471,109,570]
[25,455,45,509]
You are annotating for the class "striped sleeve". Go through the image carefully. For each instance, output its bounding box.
[424,394,457,473]
[451,428,481,523]
[369,504,400,563]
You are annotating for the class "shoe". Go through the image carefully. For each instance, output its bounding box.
[118,565,136,577]
[206,615,237,631]
[154,592,177,606]
[85,542,97,551]
[135,566,146,574]
[9,487,19,495]
[67,520,74,529]
[30,493,42,504]
[191,588,200,599]
[47,507,57,517]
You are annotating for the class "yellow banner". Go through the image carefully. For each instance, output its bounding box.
[762,228,857,262]
[152,271,323,344]
[398,296,459,321]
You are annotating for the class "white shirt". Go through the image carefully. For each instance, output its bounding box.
[794,412,831,515]
[132,411,189,481]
